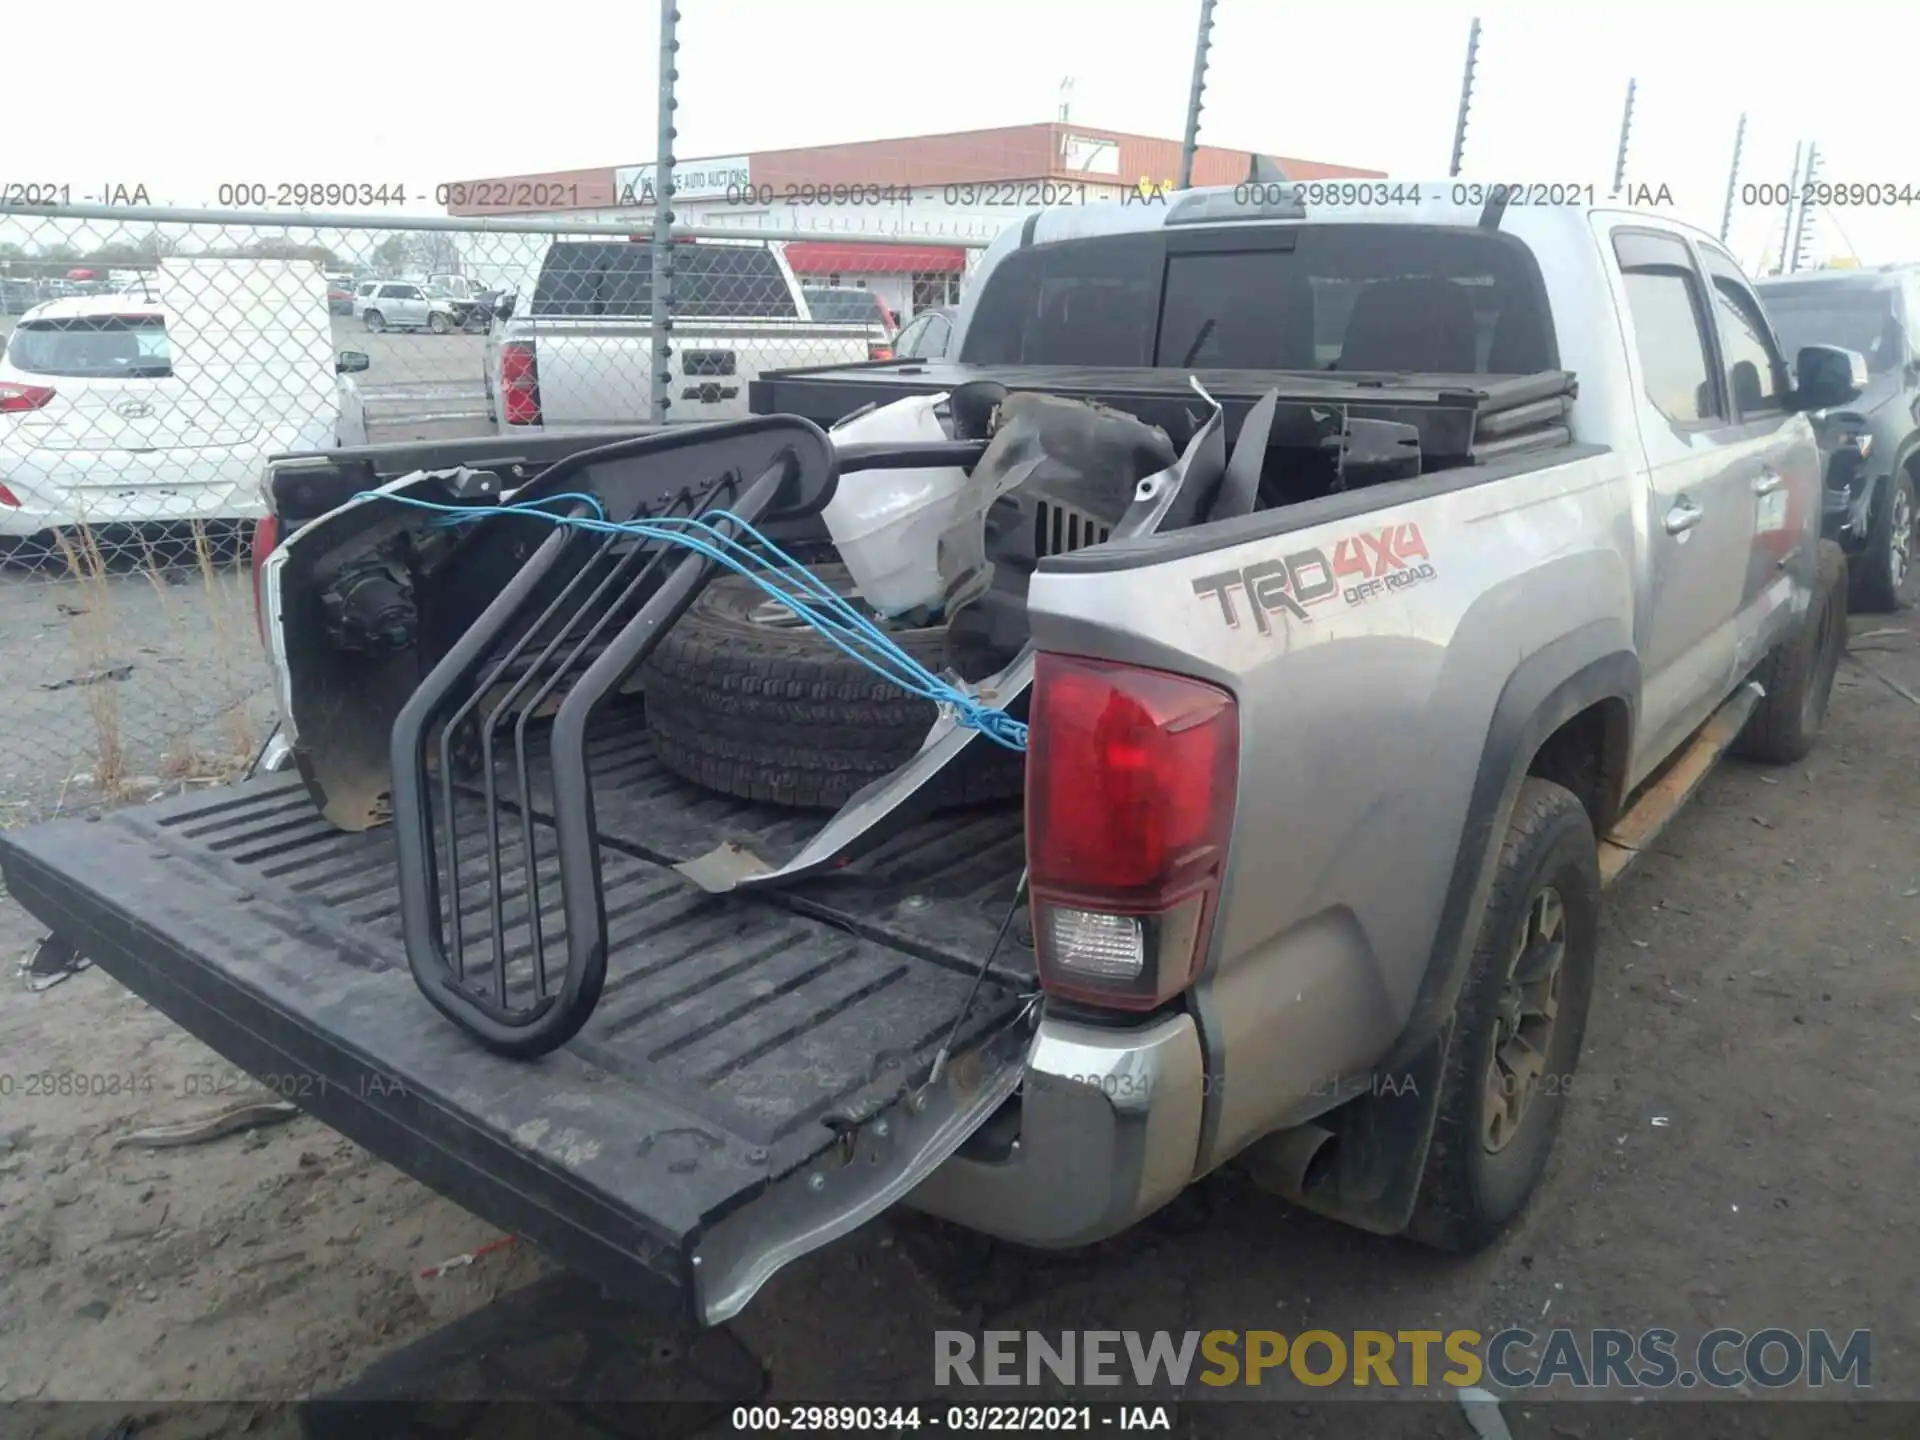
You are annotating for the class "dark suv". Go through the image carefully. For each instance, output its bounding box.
[1759,266,1920,609]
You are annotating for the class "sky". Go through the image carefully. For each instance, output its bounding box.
[9,0,1920,271]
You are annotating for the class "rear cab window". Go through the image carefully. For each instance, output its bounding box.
[803,289,885,325]
[959,223,1558,375]
[532,242,800,319]
[5,314,171,377]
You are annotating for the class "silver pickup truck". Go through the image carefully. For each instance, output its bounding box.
[0,187,1860,1328]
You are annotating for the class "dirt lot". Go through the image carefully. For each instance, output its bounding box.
[2,608,1918,1437]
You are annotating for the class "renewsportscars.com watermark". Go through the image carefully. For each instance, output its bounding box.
[935,1328,1872,1391]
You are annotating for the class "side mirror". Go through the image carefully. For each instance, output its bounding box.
[336,350,371,375]
[495,294,516,321]
[1793,344,1867,412]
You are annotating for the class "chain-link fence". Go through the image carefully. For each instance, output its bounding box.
[0,202,990,822]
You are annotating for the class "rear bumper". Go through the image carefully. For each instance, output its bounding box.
[905,1012,1207,1247]
[0,444,284,535]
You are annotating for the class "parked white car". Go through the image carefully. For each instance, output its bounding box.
[0,294,370,541]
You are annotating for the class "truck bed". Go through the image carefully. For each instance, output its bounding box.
[0,708,1029,1318]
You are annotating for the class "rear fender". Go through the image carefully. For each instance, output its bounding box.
[1257,630,1637,1235]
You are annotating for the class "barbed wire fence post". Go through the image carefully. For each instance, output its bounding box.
[1610,78,1637,200]
[1718,113,1746,245]
[650,0,681,424]
[1449,16,1482,179]
[1176,0,1217,192]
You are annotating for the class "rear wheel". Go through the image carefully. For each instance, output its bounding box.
[1849,471,1915,612]
[1734,538,1848,764]
[1406,778,1599,1253]
[363,310,385,334]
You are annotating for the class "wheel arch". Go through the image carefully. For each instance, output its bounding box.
[1248,627,1637,1238]
[1391,627,1638,1063]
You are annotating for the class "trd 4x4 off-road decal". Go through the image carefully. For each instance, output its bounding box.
[1193,521,1436,632]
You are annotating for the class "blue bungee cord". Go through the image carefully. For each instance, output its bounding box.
[352,488,1028,751]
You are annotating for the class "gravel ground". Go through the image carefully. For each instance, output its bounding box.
[1,608,1917,1440]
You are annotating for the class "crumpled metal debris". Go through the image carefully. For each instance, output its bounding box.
[18,934,92,993]
[40,663,135,691]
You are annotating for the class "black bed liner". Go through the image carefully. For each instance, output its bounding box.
[750,359,1577,463]
[0,713,1028,1316]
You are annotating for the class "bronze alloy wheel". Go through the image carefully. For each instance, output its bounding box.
[1482,884,1565,1154]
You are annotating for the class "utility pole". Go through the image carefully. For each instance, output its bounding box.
[1775,142,1804,276]
[1449,16,1482,178]
[1176,0,1217,190]
[649,0,680,424]
[1791,143,1821,273]
[1718,113,1745,244]
[1610,79,1636,199]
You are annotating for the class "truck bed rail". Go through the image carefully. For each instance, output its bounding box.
[750,360,1577,467]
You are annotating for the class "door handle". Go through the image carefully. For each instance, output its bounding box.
[1664,498,1705,535]
[1753,469,1785,496]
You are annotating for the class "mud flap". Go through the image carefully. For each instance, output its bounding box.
[1240,1017,1452,1236]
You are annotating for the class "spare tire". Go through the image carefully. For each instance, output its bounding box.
[640,564,1025,809]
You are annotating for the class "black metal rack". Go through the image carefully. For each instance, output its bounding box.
[389,418,843,1057]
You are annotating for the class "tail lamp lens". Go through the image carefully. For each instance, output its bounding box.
[500,341,542,426]
[251,512,280,647]
[1026,654,1239,1010]
[0,382,56,413]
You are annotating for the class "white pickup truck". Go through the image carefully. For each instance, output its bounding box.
[480,237,873,433]
[0,186,1862,1327]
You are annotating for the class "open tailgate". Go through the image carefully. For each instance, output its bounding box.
[0,749,1030,1325]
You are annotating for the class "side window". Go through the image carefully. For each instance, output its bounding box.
[894,314,930,357]
[924,314,951,357]
[1699,246,1786,417]
[399,285,422,301]
[1612,231,1720,426]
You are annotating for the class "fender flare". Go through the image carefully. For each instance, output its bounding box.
[1267,624,1637,1236]
[1881,432,1920,506]
[1854,431,1920,529]
[1391,626,1639,1065]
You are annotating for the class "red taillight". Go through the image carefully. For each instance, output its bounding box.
[868,343,895,361]
[500,340,542,426]
[0,483,20,509]
[0,382,56,413]
[1025,654,1239,1010]
[251,513,280,647]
